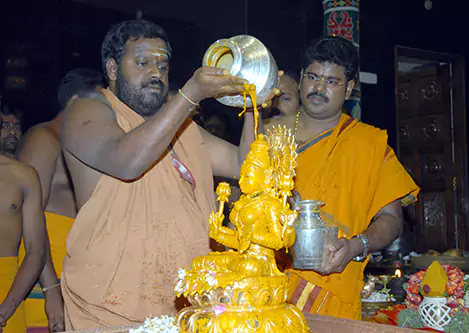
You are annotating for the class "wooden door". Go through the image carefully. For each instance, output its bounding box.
[397,64,467,252]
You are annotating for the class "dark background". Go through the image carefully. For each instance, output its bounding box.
[0,0,467,148]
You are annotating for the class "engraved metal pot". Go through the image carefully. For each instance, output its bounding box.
[202,35,279,108]
[291,200,338,270]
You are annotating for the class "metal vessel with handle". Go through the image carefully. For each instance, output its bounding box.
[291,200,339,270]
[202,35,279,108]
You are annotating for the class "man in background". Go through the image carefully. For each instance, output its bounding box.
[264,71,300,132]
[0,114,57,333]
[0,101,23,157]
[16,68,105,332]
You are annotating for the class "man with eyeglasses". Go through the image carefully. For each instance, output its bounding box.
[286,36,419,320]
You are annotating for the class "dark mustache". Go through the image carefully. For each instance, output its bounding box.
[143,78,165,89]
[4,136,18,142]
[307,91,329,103]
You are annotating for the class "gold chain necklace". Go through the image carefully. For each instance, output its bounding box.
[294,108,301,135]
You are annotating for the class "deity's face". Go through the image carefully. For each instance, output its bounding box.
[239,163,264,195]
[108,37,170,117]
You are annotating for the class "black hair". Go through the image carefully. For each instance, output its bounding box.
[1,101,23,122]
[101,19,172,78]
[57,68,105,109]
[301,36,359,82]
[283,71,301,84]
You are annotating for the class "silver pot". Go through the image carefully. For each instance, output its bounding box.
[202,35,279,108]
[291,200,338,270]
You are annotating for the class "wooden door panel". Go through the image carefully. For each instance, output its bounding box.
[420,152,447,192]
[421,192,447,251]
[416,66,450,116]
[397,79,415,120]
[396,63,463,252]
[417,78,447,115]
[400,154,417,180]
[419,115,448,150]
[398,119,416,152]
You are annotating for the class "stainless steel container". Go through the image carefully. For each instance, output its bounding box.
[291,200,339,270]
[202,35,279,108]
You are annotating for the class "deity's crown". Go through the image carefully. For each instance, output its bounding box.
[243,134,271,170]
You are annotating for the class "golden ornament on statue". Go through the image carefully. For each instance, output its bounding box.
[174,122,310,333]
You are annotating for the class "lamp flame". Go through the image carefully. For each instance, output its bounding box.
[395,269,402,278]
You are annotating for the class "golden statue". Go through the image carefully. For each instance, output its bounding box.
[174,126,310,333]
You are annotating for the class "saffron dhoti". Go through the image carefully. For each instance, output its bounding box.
[18,211,74,331]
[0,257,27,333]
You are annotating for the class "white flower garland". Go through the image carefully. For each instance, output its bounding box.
[361,291,396,303]
[174,268,220,294]
[129,315,179,333]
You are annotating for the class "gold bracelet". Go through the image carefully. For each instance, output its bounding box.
[178,89,199,107]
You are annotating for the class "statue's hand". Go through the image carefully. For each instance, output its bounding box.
[283,226,296,249]
[283,210,298,227]
[209,212,224,240]
[216,182,232,203]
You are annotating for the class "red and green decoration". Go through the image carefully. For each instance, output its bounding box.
[323,0,360,120]
[372,264,469,332]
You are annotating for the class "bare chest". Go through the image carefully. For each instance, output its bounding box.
[295,127,324,146]
[0,179,22,216]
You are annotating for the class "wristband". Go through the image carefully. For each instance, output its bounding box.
[352,234,369,262]
[178,89,199,107]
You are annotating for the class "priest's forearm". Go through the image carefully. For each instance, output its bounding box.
[39,242,60,298]
[362,200,403,253]
[112,90,197,180]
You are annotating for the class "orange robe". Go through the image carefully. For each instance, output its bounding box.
[287,114,419,320]
[62,89,215,330]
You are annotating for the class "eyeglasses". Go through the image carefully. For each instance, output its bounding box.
[303,73,345,88]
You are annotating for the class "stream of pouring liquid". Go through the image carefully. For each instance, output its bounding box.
[238,83,259,138]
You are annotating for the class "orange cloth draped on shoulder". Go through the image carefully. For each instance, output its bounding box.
[62,89,215,330]
[287,114,419,320]
[0,257,26,333]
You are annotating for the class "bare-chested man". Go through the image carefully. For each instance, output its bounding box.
[0,114,56,333]
[59,19,280,330]
[16,68,104,332]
